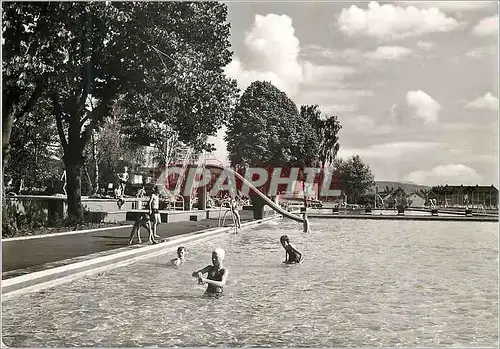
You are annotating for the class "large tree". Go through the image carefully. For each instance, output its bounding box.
[3,2,238,222]
[333,155,375,204]
[226,81,318,168]
[300,105,341,167]
[118,2,238,166]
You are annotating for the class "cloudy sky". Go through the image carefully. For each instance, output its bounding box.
[209,1,498,187]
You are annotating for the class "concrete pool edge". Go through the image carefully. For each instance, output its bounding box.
[1,215,282,299]
[306,214,499,222]
[1,224,134,242]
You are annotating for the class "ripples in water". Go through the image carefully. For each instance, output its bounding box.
[2,219,498,347]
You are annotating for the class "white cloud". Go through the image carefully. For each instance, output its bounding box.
[298,89,372,114]
[364,46,412,60]
[337,1,459,40]
[465,45,497,58]
[338,141,441,160]
[472,15,499,36]
[302,62,356,85]
[406,90,441,123]
[224,14,303,96]
[341,115,395,134]
[318,104,359,113]
[404,164,482,185]
[416,41,434,50]
[300,89,374,101]
[395,1,497,12]
[465,92,499,111]
[303,45,364,62]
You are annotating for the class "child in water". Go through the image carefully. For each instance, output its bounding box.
[280,235,303,264]
[192,248,228,295]
[171,246,186,266]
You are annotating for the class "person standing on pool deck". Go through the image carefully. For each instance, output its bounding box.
[128,213,153,245]
[280,235,303,264]
[148,186,161,239]
[230,196,241,231]
[192,248,228,295]
[302,212,311,233]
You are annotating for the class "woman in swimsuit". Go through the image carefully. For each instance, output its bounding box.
[192,248,228,295]
[280,235,303,264]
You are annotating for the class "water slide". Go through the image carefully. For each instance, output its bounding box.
[211,165,304,223]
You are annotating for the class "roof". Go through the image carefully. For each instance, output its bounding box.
[431,185,498,194]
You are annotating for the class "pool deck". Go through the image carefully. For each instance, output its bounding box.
[306,213,499,222]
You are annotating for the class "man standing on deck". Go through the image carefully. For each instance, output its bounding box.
[149,186,161,240]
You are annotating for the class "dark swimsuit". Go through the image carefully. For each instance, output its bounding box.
[206,267,225,294]
[285,246,301,264]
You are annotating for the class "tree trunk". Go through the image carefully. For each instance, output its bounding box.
[65,159,83,223]
[91,131,99,196]
[250,195,265,220]
[83,164,93,196]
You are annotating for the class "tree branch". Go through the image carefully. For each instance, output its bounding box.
[52,92,68,151]
[78,10,91,118]
[18,76,47,118]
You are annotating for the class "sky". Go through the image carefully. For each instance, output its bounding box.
[208,1,499,187]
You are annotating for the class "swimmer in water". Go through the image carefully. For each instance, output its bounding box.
[171,246,186,266]
[302,212,311,233]
[192,248,228,295]
[280,235,303,264]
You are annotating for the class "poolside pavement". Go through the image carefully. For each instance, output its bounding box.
[2,210,260,276]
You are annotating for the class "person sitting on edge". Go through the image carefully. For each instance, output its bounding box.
[149,186,161,239]
[280,235,303,264]
[302,212,311,233]
[128,213,153,245]
[171,246,186,266]
[192,248,228,295]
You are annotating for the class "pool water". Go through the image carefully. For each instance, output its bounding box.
[2,219,498,347]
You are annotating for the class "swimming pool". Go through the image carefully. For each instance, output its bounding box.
[2,219,498,347]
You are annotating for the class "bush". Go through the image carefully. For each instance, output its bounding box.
[2,199,54,237]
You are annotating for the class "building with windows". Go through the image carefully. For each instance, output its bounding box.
[429,185,498,209]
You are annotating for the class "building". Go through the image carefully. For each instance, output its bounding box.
[430,185,498,208]
[407,192,426,207]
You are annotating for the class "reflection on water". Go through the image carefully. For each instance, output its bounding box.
[2,219,498,347]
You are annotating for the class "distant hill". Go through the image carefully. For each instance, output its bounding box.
[371,181,430,193]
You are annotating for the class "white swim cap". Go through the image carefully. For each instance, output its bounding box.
[214,247,225,260]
